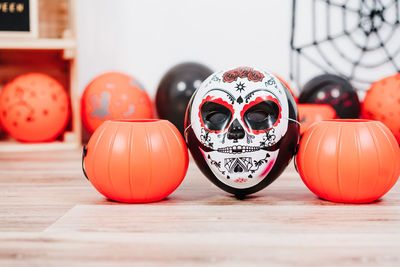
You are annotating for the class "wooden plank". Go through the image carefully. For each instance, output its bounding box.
[0,149,400,266]
[44,204,400,234]
[0,140,79,152]
[0,232,399,266]
[38,0,70,38]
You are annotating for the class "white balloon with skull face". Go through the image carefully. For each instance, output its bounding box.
[187,67,296,189]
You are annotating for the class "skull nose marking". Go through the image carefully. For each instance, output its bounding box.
[227,119,245,141]
[234,165,243,173]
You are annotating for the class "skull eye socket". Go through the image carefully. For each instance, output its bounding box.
[201,101,232,131]
[206,112,228,124]
[244,100,280,130]
[247,110,268,122]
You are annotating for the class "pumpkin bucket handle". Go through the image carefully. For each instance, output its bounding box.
[293,143,299,173]
[82,145,89,180]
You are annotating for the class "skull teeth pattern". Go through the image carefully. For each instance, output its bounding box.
[217,145,261,154]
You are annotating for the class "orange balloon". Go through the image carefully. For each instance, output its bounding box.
[362,73,400,144]
[275,75,297,102]
[83,119,189,203]
[81,72,153,133]
[297,119,400,203]
[0,73,70,142]
[298,104,336,135]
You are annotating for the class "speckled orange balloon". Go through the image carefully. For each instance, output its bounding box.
[81,72,153,133]
[362,73,400,144]
[276,75,297,102]
[0,73,70,142]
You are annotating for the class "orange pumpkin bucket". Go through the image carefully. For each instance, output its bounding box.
[82,119,189,203]
[296,119,400,203]
[298,104,336,135]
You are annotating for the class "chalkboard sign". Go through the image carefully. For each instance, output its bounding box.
[0,0,38,37]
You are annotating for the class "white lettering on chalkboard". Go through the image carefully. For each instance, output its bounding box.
[0,2,24,13]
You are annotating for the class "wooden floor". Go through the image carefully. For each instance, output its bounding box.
[0,149,399,266]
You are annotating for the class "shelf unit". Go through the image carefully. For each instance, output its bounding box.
[0,38,76,50]
[0,0,80,152]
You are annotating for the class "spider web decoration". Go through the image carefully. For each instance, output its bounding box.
[290,0,400,91]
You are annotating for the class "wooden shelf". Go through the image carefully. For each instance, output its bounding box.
[0,132,80,152]
[0,140,79,152]
[0,0,81,152]
[0,38,76,50]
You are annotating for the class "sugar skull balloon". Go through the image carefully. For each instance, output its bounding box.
[185,67,299,198]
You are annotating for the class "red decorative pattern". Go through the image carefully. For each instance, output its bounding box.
[234,178,248,183]
[223,67,264,83]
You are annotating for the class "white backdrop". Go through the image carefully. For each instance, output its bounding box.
[77,0,400,99]
[76,0,293,98]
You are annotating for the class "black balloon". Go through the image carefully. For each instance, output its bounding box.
[185,67,299,198]
[156,62,213,136]
[299,74,361,118]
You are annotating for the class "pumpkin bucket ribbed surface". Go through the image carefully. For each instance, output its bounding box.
[83,119,189,203]
[296,119,400,203]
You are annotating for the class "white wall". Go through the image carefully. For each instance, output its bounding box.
[77,0,292,98]
[77,0,400,98]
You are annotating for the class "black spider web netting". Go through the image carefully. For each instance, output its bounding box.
[290,0,400,90]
